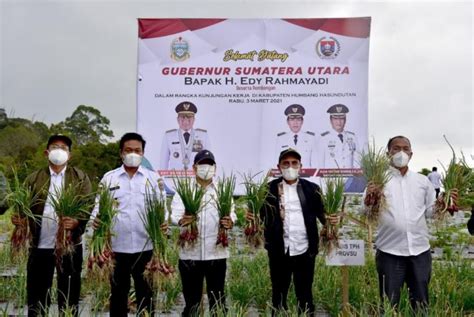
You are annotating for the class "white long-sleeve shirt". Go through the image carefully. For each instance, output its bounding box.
[376,167,436,256]
[170,181,237,261]
[282,181,308,256]
[38,167,65,249]
[92,165,165,254]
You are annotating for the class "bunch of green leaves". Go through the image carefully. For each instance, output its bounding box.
[214,173,236,218]
[87,183,118,280]
[438,135,474,215]
[49,182,93,219]
[320,177,345,215]
[319,177,345,255]
[6,168,40,256]
[360,140,391,223]
[6,168,37,220]
[141,185,167,253]
[142,184,174,283]
[360,140,391,188]
[242,171,270,216]
[172,176,205,216]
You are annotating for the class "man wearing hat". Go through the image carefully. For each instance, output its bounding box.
[313,104,360,168]
[11,134,92,316]
[247,148,339,316]
[275,104,316,167]
[160,101,211,170]
[170,150,236,316]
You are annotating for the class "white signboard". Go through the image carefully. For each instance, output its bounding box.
[326,239,365,266]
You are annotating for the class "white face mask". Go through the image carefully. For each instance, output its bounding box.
[391,151,410,168]
[196,164,215,180]
[281,167,299,181]
[48,149,69,166]
[123,153,142,167]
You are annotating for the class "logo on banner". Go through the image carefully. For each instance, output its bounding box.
[171,37,190,61]
[316,36,340,59]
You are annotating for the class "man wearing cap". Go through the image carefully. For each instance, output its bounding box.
[313,104,360,168]
[92,132,166,316]
[160,101,211,170]
[170,150,236,316]
[247,148,339,316]
[275,104,316,167]
[11,134,92,316]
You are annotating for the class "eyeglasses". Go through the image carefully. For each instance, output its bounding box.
[49,144,69,151]
[279,160,301,169]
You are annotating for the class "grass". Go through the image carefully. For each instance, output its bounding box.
[0,206,472,316]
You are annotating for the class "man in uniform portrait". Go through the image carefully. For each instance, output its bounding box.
[313,104,360,169]
[160,101,211,170]
[275,104,316,167]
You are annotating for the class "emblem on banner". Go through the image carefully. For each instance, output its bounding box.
[316,36,340,59]
[171,37,190,61]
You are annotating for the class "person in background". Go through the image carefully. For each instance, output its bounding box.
[427,166,442,198]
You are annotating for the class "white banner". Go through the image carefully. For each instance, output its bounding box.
[137,18,370,191]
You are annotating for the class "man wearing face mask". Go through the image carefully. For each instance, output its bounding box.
[92,132,166,316]
[170,150,236,316]
[11,134,92,317]
[365,136,436,313]
[248,148,338,316]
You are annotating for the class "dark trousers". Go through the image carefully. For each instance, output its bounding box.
[376,249,432,313]
[27,245,83,317]
[268,250,316,315]
[435,188,440,198]
[110,251,153,317]
[178,259,227,317]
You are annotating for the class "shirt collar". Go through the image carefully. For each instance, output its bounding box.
[389,165,410,177]
[119,164,145,176]
[49,166,66,177]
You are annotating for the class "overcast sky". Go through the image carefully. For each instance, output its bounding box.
[1,0,472,173]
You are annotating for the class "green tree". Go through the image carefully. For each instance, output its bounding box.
[51,105,114,145]
[419,168,431,176]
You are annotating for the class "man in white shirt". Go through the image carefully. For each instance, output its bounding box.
[12,134,92,317]
[170,150,236,316]
[427,166,442,198]
[365,136,436,313]
[93,133,165,317]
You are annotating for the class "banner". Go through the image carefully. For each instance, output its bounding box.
[137,18,370,191]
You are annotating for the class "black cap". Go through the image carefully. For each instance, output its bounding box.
[284,104,305,117]
[47,134,72,150]
[278,148,301,162]
[175,101,198,114]
[327,104,349,117]
[194,150,215,165]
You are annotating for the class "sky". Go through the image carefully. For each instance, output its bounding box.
[0,0,472,173]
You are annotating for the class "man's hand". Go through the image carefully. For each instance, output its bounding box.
[160,222,169,234]
[62,217,79,230]
[364,183,378,206]
[327,214,341,226]
[178,214,195,227]
[245,210,255,222]
[11,214,26,226]
[92,217,101,230]
[220,216,233,229]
